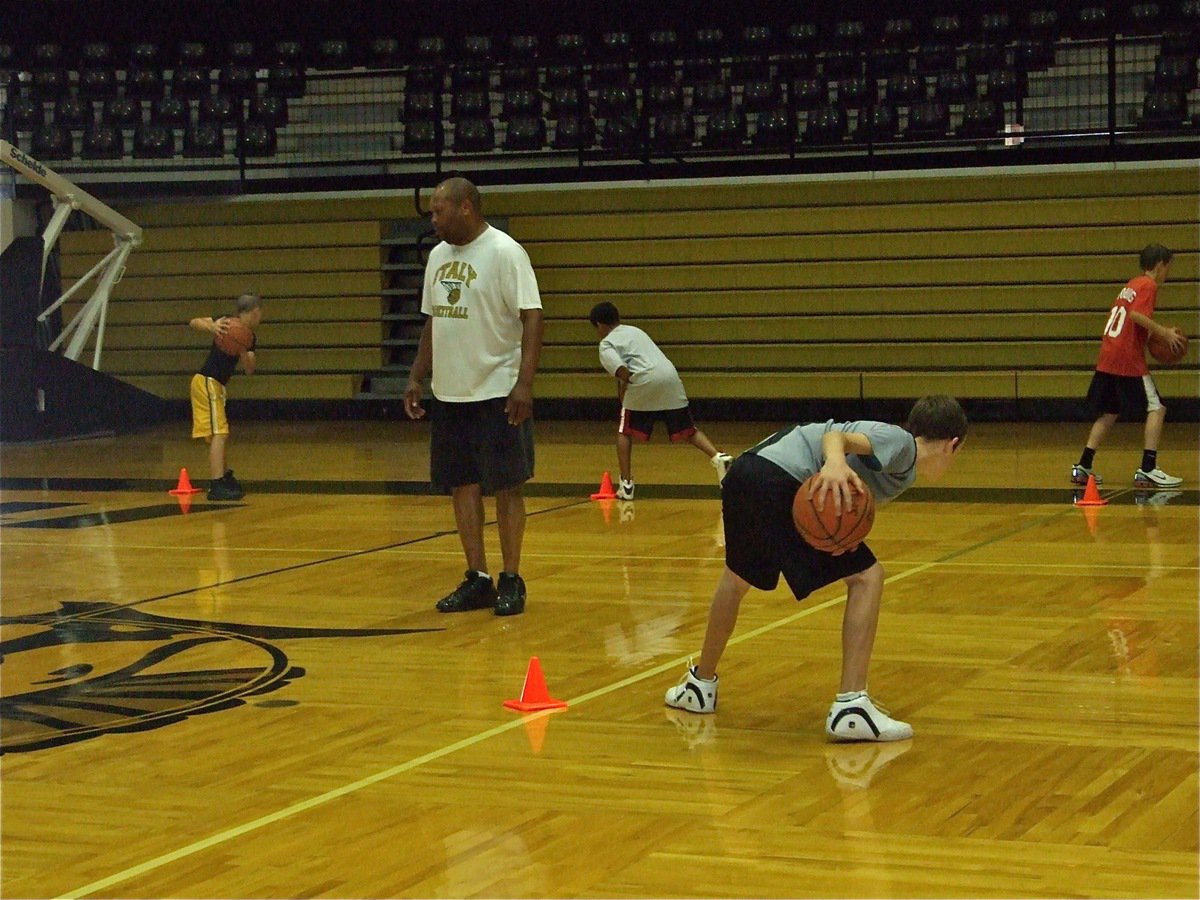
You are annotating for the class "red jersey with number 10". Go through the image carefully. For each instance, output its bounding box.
[1096,274,1157,377]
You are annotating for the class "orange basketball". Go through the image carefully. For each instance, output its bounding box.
[215,319,254,356]
[1148,327,1188,364]
[792,475,875,554]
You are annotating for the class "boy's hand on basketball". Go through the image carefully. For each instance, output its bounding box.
[810,460,865,514]
[211,317,230,335]
[506,381,533,425]
[403,380,425,419]
[1163,327,1186,354]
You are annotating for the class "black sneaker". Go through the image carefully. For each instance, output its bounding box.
[495,572,526,617]
[435,571,497,612]
[207,472,244,501]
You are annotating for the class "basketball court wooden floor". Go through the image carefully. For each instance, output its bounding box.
[1,419,1196,899]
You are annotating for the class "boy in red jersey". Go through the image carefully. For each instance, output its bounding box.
[1072,244,1185,488]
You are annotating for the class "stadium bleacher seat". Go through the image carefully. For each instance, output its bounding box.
[82,124,123,159]
[552,114,595,149]
[958,98,1005,138]
[704,108,746,148]
[173,66,211,100]
[752,107,792,147]
[601,115,639,151]
[133,123,174,158]
[652,111,695,152]
[249,95,288,127]
[855,103,898,141]
[691,80,731,113]
[403,119,440,152]
[240,121,277,156]
[742,79,781,113]
[32,123,72,158]
[103,96,142,128]
[504,115,545,150]
[936,70,977,104]
[315,39,350,69]
[54,95,91,130]
[367,38,400,68]
[151,96,188,127]
[198,94,236,125]
[453,116,494,152]
[183,122,224,157]
[905,100,951,139]
[645,82,683,114]
[127,67,164,99]
[792,76,827,111]
[9,95,44,131]
[805,105,847,144]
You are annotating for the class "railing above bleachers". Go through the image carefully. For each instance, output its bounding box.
[2,27,1197,195]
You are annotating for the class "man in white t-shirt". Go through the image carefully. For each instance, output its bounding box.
[404,178,544,616]
[589,302,733,500]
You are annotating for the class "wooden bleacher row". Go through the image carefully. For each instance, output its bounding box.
[54,165,1198,404]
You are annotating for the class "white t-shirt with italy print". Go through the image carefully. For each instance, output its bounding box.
[421,224,543,402]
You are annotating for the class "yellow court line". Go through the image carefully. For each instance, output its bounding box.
[55,561,933,900]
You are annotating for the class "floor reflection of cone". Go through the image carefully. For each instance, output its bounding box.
[1082,504,1099,536]
[520,710,565,754]
[176,493,193,515]
[597,498,614,525]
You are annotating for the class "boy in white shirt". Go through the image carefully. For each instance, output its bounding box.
[589,302,732,500]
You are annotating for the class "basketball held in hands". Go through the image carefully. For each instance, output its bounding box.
[1148,327,1188,365]
[793,475,875,554]
[215,319,254,356]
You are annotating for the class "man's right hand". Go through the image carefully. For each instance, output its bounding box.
[403,380,426,419]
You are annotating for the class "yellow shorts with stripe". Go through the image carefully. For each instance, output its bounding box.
[190,374,229,439]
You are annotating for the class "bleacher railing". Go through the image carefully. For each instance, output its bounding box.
[2,33,1197,194]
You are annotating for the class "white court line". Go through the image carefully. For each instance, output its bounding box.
[54,561,934,899]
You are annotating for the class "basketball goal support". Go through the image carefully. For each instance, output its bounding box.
[1,141,165,441]
[1,139,142,370]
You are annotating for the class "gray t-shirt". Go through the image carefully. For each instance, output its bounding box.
[751,420,917,504]
[597,324,689,411]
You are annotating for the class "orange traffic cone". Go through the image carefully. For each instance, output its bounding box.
[169,468,203,495]
[590,471,617,500]
[1074,474,1108,507]
[503,656,569,712]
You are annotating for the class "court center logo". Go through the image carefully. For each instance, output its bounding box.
[0,601,438,754]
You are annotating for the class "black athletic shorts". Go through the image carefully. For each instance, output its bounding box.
[430,397,535,495]
[722,452,876,600]
[619,405,697,441]
[1085,370,1163,421]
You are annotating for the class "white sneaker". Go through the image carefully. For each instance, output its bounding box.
[616,479,635,501]
[664,665,718,713]
[826,692,912,742]
[710,452,734,483]
[1134,467,1183,488]
[1071,464,1102,485]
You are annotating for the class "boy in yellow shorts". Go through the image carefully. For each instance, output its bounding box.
[188,293,262,500]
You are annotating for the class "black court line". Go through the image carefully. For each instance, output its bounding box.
[25,498,592,627]
[5,503,237,529]
[1,476,1195,506]
[0,501,84,514]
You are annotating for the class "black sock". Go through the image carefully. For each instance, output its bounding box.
[1141,449,1157,472]
[1078,448,1096,469]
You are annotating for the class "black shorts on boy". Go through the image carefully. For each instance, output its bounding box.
[722,452,876,600]
[430,397,535,494]
[1084,370,1163,421]
[619,405,697,441]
